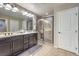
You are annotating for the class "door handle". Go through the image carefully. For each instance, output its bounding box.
[58,32,61,34]
[75,30,77,33]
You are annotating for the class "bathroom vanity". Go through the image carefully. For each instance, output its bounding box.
[0,3,37,56]
[0,32,38,56]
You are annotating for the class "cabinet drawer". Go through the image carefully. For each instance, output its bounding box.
[11,35,23,40]
[24,43,28,49]
[29,34,34,37]
[24,40,28,44]
[24,38,28,43]
[24,35,29,38]
[0,38,11,44]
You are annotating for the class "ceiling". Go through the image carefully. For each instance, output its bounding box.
[0,3,79,19]
[17,3,65,16]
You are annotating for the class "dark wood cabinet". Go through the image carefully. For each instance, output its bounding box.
[0,33,37,56]
[23,35,29,50]
[33,33,37,45]
[23,33,37,50]
[29,36,34,48]
[11,35,24,55]
[29,33,37,48]
[0,37,11,56]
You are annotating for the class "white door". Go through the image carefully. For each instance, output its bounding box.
[57,7,78,53]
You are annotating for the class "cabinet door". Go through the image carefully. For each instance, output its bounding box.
[12,36,23,53]
[29,33,37,48]
[24,35,29,43]
[28,34,33,47]
[33,33,37,45]
[29,37,34,47]
[24,43,28,49]
[0,38,11,56]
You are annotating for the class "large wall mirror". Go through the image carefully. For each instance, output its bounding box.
[0,3,37,32]
[27,17,33,30]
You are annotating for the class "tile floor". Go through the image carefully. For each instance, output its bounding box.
[18,41,77,56]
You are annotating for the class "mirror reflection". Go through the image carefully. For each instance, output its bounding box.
[0,3,37,35]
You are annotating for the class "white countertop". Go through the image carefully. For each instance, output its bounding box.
[0,31,38,38]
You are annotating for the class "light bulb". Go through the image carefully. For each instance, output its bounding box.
[27,13,33,17]
[5,4,12,10]
[22,11,28,15]
[12,6,19,12]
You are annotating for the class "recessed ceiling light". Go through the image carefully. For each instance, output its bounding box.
[5,4,12,10]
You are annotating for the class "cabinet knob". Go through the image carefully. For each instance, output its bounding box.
[75,30,77,32]
[58,32,61,34]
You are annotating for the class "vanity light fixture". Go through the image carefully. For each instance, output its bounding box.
[0,3,4,8]
[31,14,34,17]
[4,4,12,10]
[12,6,19,12]
[22,11,28,15]
[3,3,34,17]
[22,11,34,17]
[27,13,34,17]
[27,13,31,16]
